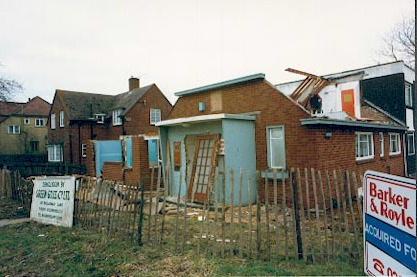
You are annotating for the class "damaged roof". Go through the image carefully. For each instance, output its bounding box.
[56,84,154,121]
[0,96,50,119]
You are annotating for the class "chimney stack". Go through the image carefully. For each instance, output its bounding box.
[129,77,140,91]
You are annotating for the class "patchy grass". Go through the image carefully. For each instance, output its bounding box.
[0,198,29,220]
[0,222,363,276]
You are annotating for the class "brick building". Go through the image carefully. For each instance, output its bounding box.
[157,73,406,204]
[48,77,172,183]
[0,97,50,155]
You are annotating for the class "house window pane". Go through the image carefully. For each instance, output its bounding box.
[389,133,401,155]
[267,126,286,169]
[112,109,122,126]
[407,133,415,155]
[51,114,56,129]
[48,145,62,162]
[150,109,161,125]
[30,141,39,152]
[24,118,31,125]
[379,132,384,157]
[81,144,87,158]
[355,132,374,160]
[7,125,20,134]
[59,111,64,127]
[405,83,413,107]
[35,118,45,127]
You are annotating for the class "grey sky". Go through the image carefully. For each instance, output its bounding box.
[0,0,414,104]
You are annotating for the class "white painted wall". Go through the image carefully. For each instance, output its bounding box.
[319,80,361,118]
[406,108,414,130]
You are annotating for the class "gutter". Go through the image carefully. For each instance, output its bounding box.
[300,118,408,131]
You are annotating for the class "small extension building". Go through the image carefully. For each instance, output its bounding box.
[157,73,406,204]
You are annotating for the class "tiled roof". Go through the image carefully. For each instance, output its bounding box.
[56,84,153,121]
[0,96,50,117]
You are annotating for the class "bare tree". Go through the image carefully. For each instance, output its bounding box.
[379,17,415,69]
[0,62,22,101]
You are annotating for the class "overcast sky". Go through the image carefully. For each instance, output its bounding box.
[0,0,414,104]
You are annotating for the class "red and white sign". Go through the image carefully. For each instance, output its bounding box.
[364,172,416,236]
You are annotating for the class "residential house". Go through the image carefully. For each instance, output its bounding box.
[48,77,172,184]
[157,73,406,204]
[277,61,415,176]
[0,97,50,155]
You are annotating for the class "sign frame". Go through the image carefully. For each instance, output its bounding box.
[363,170,416,276]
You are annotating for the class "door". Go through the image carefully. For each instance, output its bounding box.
[341,89,355,117]
[188,134,220,202]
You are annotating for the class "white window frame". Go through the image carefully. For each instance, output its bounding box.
[355,132,374,161]
[405,82,413,107]
[150,108,161,125]
[95,114,105,124]
[81,144,87,158]
[59,111,64,127]
[407,133,415,156]
[48,145,63,162]
[266,125,286,169]
[51,113,56,129]
[389,133,401,155]
[35,118,45,127]
[24,118,31,125]
[7,125,20,134]
[112,109,123,126]
[379,132,384,157]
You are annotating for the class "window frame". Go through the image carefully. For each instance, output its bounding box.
[149,108,161,125]
[266,125,286,169]
[81,144,87,158]
[35,118,45,127]
[48,144,63,162]
[24,118,31,125]
[389,133,401,155]
[405,82,413,107]
[407,133,415,156]
[112,109,123,126]
[7,125,20,134]
[95,113,105,124]
[59,111,64,127]
[30,140,39,152]
[50,113,56,129]
[355,132,375,161]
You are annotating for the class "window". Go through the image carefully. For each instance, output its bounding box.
[81,144,87,158]
[112,109,123,126]
[405,83,413,107]
[148,139,159,167]
[355,132,374,160]
[267,126,286,169]
[48,145,63,162]
[95,114,105,124]
[7,125,20,134]
[51,113,56,129]
[59,111,64,127]
[30,141,39,152]
[389,133,401,155]
[379,132,384,157]
[35,118,45,127]
[24,118,31,125]
[150,108,161,125]
[407,133,415,156]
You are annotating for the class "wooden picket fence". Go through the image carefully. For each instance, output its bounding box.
[0,167,33,211]
[74,166,364,264]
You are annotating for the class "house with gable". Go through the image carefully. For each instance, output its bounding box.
[157,73,406,204]
[0,97,50,155]
[48,77,172,184]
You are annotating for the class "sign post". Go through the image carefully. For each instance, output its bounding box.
[364,171,416,276]
[30,176,76,227]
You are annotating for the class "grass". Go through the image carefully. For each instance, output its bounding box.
[0,222,364,276]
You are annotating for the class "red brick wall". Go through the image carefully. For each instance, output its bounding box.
[167,79,406,201]
[102,162,124,181]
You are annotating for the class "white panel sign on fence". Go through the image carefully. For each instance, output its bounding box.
[363,170,416,276]
[30,176,76,227]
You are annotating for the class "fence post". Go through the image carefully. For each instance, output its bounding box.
[137,182,145,246]
[291,169,304,260]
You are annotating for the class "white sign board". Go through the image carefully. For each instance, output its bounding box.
[30,176,76,227]
[364,171,416,276]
